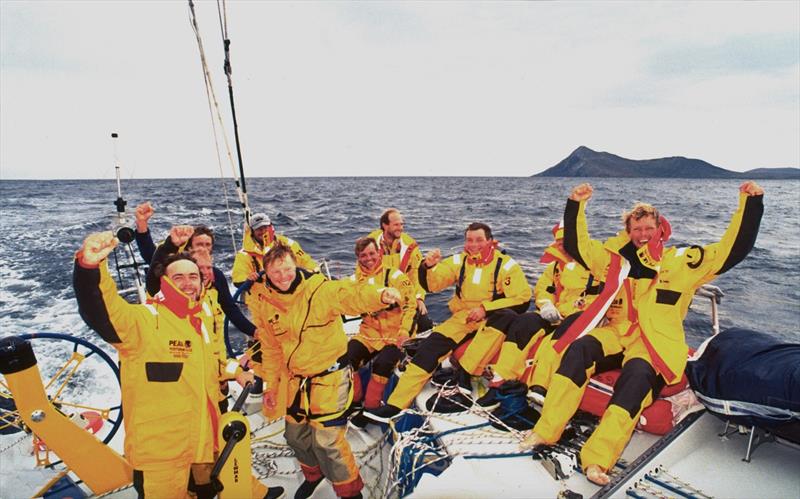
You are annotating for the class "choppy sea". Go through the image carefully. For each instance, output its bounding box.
[0,177,798,348]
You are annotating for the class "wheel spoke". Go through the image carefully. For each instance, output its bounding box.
[8,332,125,445]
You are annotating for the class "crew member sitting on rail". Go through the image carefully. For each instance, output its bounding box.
[252,241,402,499]
[364,222,531,422]
[346,237,417,428]
[521,181,764,486]
[474,221,602,409]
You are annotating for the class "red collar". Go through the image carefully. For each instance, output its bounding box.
[258,226,276,247]
[539,243,570,265]
[465,241,498,266]
[149,276,205,336]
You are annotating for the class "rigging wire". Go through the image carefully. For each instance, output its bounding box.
[187,0,244,254]
[216,0,251,224]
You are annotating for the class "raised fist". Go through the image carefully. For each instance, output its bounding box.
[78,231,118,267]
[134,202,154,232]
[569,183,593,202]
[169,225,195,247]
[739,181,764,197]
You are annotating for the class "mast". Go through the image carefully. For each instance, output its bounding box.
[217,0,251,223]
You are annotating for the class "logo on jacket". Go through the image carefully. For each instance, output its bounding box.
[169,339,193,358]
[267,314,287,336]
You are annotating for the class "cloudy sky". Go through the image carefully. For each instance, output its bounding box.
[1,1,798,179]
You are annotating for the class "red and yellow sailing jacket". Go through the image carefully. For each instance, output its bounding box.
[367,229,426,302]
[74,261,241,470]
[349,263,417,350]
[421,247,532,315]
[563,192,763,383]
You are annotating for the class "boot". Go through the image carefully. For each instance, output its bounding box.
[264,486,286,499]
[363,404,402,423]
[295,478,323,499]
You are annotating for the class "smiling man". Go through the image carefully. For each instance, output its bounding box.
[72,232,283,498]
[520,181,764,486]
[365,222,532,422]
[251,241,402,499]
[367,208,433,334]
[346,237,416,428]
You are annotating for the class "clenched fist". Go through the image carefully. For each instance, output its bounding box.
[739,181,764,197]
[78,232,118,267]
[569,183,593,202]
[169,225,195,247]
[135,202,155,232]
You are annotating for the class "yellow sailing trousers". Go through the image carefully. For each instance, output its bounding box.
[494,329,546,382]
[285,416,363,497]
[387,310,482,409]
[133,462,268,498]
[527,335,559,389]
[457,325,505,375]
[532,325,665,472]
[485,310,551,384]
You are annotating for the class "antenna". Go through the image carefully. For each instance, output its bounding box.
[110,133,134,244]
[112,133,126,218]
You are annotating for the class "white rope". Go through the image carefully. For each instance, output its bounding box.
[187,0,243,254]
[0,432,30,453]
[378,383,548,497]
[95,483,136,497]
[241,383,539,498]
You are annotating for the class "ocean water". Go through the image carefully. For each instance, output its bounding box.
[0,177,798,349]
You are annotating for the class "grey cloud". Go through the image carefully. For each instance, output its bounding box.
[646,32,799,78]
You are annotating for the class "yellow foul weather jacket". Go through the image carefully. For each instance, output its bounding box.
[535,244,600,317]
[349,263,417,350]
[421,247,532,316]
[252,270,390,421]
[74,261,241,470]
[564,192,763,383]
[367,229,426,302]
